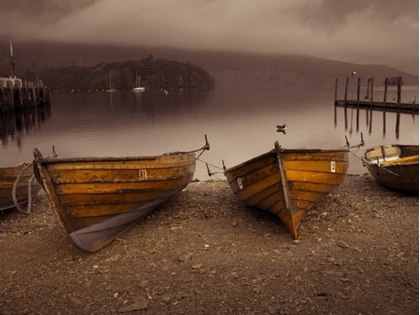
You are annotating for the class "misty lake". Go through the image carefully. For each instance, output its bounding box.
[1,85,418,180]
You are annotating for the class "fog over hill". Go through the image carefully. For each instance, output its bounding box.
[0,41,417,87]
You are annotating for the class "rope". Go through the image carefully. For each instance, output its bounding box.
[12,163,35,215]
[197,158,225,171]
[349,146,364,164]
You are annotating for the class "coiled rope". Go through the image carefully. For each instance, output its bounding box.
[12,162,36,215]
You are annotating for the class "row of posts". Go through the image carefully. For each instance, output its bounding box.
[335,77,402,108]
[0,80,51,114]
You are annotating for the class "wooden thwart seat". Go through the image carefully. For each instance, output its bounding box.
[380,155,419,165]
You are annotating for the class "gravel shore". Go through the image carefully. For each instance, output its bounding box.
[1,174,418,315]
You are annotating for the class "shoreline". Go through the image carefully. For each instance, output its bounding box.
[1,174,418,315]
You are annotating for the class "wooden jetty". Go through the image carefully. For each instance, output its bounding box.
[334,76,418,115]
[0,77,51,114]
[0,38,51,114]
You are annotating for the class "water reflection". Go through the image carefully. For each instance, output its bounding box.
[335,105,417,140]
[0,106,51,149]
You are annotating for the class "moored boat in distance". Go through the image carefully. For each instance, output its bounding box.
[224,142,349,239]
[362,144,419,194]
[132,71,145,92]
[0,164,41,211]
[32,136,210,253]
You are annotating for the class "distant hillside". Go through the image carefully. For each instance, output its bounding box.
[23,55,215,90]
[0,40,418,87]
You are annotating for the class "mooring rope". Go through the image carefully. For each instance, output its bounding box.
[197,158,225,171]
[348,146,364,164]
[12,163,35,215]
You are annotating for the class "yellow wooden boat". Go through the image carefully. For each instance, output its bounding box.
[224,142,349,239]
[0,164,41,212]
[362,144,418,194]
[33,137,209,253]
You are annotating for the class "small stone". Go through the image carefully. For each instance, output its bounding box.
[70,297,82,305]
[192,263,203,269]
[159,294,171,303]
[336,241,349,249]
[118,301,148,312]
[138,280,149,288]
[179,253,193,262]
[232,221,238,227]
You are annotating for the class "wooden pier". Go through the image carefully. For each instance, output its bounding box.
[334,76,418,115]
[0,77,51,114]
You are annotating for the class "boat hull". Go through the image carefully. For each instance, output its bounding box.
[33,152,197,252]
[0,164,41,211]
[362,144,419,194]
[225,143,349,239]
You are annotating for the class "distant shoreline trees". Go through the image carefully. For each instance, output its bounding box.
[21,56,215,91]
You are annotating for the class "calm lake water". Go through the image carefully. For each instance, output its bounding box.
[1,85,418,180]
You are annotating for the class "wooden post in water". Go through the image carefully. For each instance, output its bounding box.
[383,78,388,111]
[334,79,338,105]
[369,77,374,134]
[396,77,401,135]
[383,78,387,136]
[356,78,361,131]
[344,78,349,106]
[365,78,370,100]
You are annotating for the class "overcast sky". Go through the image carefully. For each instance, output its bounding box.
[1,0,418,74]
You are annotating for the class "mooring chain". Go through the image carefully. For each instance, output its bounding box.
[12,162,36,215]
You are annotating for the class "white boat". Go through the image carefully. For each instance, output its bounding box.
[133,87,145,92]
[132,71,145,92]
[106,72,117,93]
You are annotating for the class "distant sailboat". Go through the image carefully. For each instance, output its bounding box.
[106,72,117,92]
[132,71,145,92]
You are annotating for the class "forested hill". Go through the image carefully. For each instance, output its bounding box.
[25,55,215,90]
[0,40,418,87]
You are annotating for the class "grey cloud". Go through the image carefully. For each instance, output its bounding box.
[0,0,418,74]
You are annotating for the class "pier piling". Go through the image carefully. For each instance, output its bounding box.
[334,76,418,114]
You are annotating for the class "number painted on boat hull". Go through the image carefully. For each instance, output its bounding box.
[237,178,243,190]
[139,170,147,180]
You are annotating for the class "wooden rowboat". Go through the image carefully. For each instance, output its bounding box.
[33,137,209,253]
[224,142,349,239]
[0,164,42,211]
[362,144,418,194]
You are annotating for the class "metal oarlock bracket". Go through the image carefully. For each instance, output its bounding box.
[345,132,365,149]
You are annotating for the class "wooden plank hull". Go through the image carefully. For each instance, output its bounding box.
[362,144,419,194]
[0,164,41,211]
[225,143,349,239]
[33,151,198,252]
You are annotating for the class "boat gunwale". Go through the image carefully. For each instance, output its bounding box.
[224,147,349,174]
[35,152,196,164]
[362,144,419,167]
